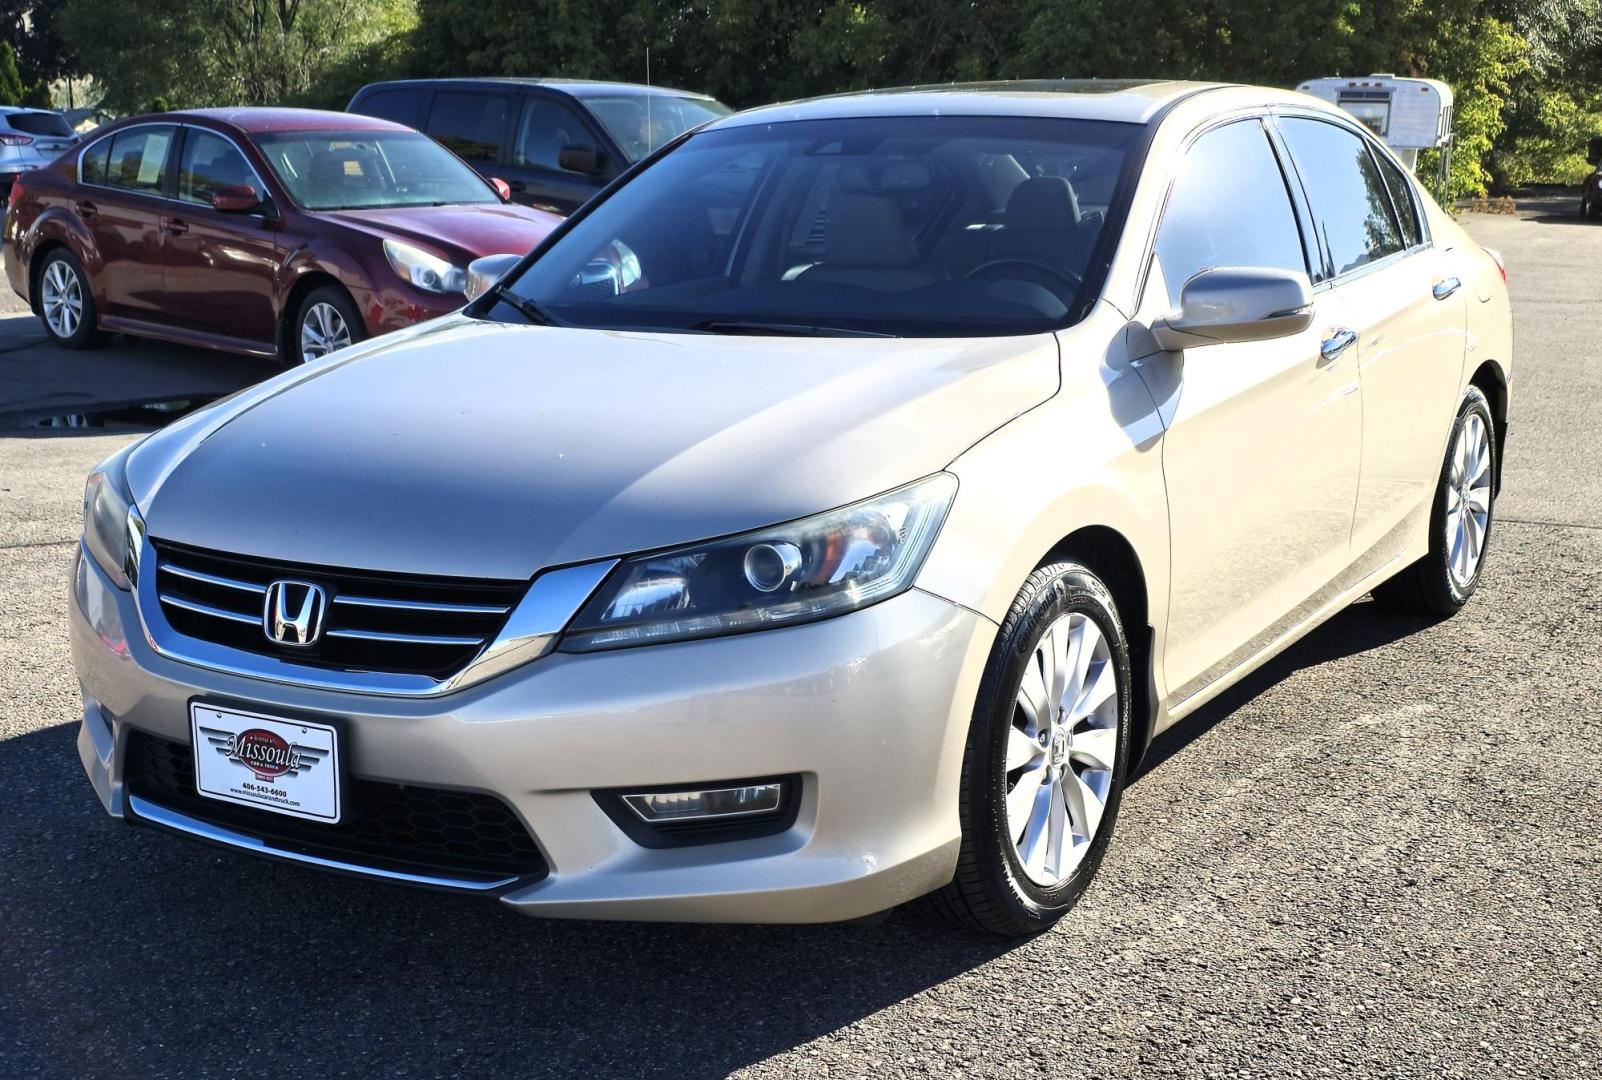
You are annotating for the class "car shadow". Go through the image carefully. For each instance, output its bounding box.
[0,720,1021,1079]
[1131,597,1435,781]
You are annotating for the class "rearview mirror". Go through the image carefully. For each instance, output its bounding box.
[211,184,262,213]
[1588,136,1602,166]
[489,176,512,201]
[1152,267,1314,351]
[464,253,523,302]
[558,144,604,175]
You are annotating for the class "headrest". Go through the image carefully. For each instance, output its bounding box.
[824,193,919,267]
[1005,176,1081,229]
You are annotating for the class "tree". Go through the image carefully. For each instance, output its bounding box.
[62,0,417,112]
[0,1,77,86]
[0,41,24,105]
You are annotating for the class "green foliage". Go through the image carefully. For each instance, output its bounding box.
[62,0,417,113]
[21,80,54,108]
[0,40,24,105]
[52,0,1602,191]
[0,1,78,85]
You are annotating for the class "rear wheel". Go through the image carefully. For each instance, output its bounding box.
[36,248,103,349]
[916,561,1132,936]
[291,285,365,364]
[1585,194,1602,220]
[1373,386,1496,616]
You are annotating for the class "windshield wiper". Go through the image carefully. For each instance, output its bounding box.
[690,319,895,338]
[486,283,560,327]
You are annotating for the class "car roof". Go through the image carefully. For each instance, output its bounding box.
[0,106,64,116]
[156,107,411,134]
[356,77,723,102]
[711,79,1236,129]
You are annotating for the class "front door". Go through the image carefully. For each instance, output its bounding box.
[159,127,281,347]
[500,94,612,214]
[1140,118,1363,703]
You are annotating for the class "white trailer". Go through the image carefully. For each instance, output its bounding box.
[1295,74,1454,181]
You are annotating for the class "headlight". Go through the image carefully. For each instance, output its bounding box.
[383,239,466,295]
[562,473,957,652]
[82,445,144,591]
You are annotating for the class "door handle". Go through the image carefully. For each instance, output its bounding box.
[165,218,189,236]
[73,200,96,218]
[1432,276,1461,300]
[1320,327,1357,363]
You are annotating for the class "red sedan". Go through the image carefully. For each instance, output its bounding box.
[3,108,561,364]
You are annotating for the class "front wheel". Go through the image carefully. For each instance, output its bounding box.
[916,562,1132,936]
[1373,386,1496,615]
[290,285,365,365]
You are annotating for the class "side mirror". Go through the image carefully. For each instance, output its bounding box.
[1588,136,1602,166]
[211,184,262,213]
[1151,267,1314,351]
[489,176,512,201]
[464,253,523,302]
[558,144,604,175]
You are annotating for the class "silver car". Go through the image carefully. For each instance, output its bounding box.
[72,81,1512,935]
[0,106,78,199]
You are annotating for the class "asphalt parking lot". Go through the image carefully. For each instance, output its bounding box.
[1,197,1597,1079]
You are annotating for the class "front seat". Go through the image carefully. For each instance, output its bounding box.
[988,176,1094,278]
[801,166,937,292]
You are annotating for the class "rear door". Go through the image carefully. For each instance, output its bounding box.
[1146,117,1364,704]
[76,123,178,318]
[500,92,612,214]
[1274,116,1468,561]
[159,126,282,346]
[423,89,513,186]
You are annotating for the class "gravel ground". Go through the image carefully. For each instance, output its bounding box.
[0,200,1597,1078]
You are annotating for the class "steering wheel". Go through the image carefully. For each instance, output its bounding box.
[964,258,1083,295]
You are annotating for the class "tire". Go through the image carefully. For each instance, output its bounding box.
[1586,195,1602,221]
[915,561,1133,937]
[35,247,104,349]
[289,285,365,365]
[1372,385,1496,616]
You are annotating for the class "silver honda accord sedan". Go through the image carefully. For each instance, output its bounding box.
[72,81,1512,935]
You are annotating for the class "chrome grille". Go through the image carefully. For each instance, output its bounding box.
[151,540,526,678]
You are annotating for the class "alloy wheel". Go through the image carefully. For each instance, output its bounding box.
[1005,610,1120,888]
[41,260,84,340]
[300,302,353,361]
[1445,411,1492,588]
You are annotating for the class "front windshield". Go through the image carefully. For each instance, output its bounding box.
[493,115,1139,337]
[582,94,734,161]
[253,130,498,211]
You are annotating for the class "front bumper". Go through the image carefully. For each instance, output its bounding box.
[72,544,996,922]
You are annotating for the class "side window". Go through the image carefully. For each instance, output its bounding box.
[425,92,510,163]
[176,130,257,205]
[1373,148,1422,248]
[1277,118,1404,275]
[79,137,111,186]
[513,97,593,172]
[1155,119,1307,309]
[354,88,431,131]
[104,126,176,194]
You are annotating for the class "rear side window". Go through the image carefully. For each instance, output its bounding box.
[354,88,431,131]
[426,92,510,163]
[79,137,111,185]
[1277,118,1404,276]
[104,126,176,194]
[177,129,258,205]
[1373,148,1422,247]
[1155,119,1307,309]
[8,111,74,137]
[513,97,593,172]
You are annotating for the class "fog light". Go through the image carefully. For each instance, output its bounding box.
[622,782,785,822]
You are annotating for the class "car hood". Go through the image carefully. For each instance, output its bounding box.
[129,315,1059,581]
[319,204,560,260]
